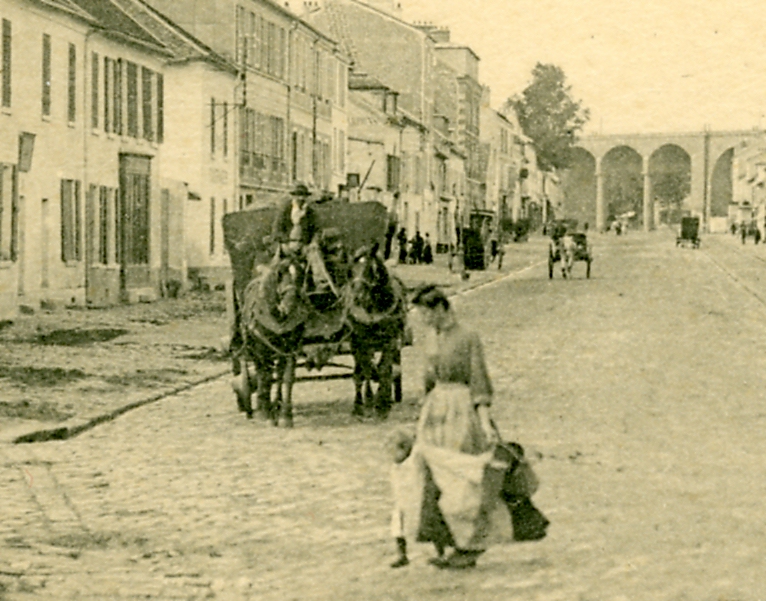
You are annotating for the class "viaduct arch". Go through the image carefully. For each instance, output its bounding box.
[569,130,760,232]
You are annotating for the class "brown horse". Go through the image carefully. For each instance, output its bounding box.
[345,243,407,418]
[233,254,308,427]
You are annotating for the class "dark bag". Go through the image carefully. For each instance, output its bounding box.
[494,441,540,499]
[508,497,549,541]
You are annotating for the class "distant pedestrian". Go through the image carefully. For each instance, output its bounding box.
[741,222,747,245]
[384,220,396,260]
[423,234,433,264]
[755,228,762,245]
[397,228,408,263]
[411,231,424,264]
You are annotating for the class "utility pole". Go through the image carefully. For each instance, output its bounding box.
[703,123,710,232]
[235,35,248,209]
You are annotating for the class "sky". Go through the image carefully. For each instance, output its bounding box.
[400,0,766,135]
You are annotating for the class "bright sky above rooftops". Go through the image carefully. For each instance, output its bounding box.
[401,0,766,135]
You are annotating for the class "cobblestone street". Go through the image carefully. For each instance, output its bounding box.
[2,232,766,600]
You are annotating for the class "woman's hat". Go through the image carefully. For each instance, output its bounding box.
[411,284,448,308]
[290,182,311,197]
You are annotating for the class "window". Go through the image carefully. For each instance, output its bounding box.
[260,17,267,72]
[42,34,51,116]
[98,186,109,264]
[156,73,163,143]
[338,63,346,107]
[223,101,228,157]
[209,197,215,254]
[91,53,98,128]
[386,155,401,192]
[210,97,216,154]
[60,179,82,262]
[103,57,110,132]
[239,108,285,182]
[113,59,122,134]
[2,19,10,108]
[332,128,337,171]
[323,141,331,189]
[67,43,76,122]
[249,12,256,68]
[270,116,283,171]
[0,164,17,261]
[236,6,245,63]
[328,57,336,105]
[278,27,286,79]
[141,67,153,141]
[126,61,138,137]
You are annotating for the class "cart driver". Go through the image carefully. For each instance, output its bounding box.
[271,182,338,297]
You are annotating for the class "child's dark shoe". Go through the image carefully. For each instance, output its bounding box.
[390,556,409,568]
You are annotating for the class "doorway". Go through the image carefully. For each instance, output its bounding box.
[118,154,151,296]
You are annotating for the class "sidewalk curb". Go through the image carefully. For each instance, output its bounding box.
[5,369,230,445]
[5,258,541,445]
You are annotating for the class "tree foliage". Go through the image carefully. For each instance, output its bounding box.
[651,149,691,224]
[507,63,590,172]
[603,147,643,223]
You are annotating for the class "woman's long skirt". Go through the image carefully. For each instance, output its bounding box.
[402,384,513,551]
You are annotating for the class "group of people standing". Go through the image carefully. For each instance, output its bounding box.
[385,285,548,570]
[396,228,434,265]
[734,221,762,245]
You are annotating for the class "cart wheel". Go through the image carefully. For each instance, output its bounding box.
[586,259,591,279]
[232,357,253,418]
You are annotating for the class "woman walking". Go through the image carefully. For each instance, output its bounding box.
[403,285,512,569]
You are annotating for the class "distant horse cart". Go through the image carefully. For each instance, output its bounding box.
[676,216,700,248]
[548,222,592,279]
[223,201,409,427]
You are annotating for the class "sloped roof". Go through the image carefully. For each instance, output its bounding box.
[60,0,235,69]
[349,71,390,91]
[312,0,426,66]
[113,0,236,70]
[434,42,480,62]
[68,0,163,47]
[35,0,100,23]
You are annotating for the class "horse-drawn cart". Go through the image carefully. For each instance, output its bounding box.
[223,200,408,426]
[548,231,592,279]
[676,216,700,248]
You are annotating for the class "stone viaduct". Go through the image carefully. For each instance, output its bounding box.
[569,130,761,231]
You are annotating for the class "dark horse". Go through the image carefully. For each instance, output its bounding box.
[345,243,407,418]
[232,254,307,427]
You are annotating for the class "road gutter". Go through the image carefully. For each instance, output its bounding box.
[6,256,545,445]
[5,370,230,445]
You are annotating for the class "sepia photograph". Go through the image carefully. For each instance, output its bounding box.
[1,0,765,598]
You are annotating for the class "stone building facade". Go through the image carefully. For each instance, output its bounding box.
[0,0,238,317]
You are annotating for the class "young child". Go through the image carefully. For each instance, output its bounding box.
[387,429,414,568]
